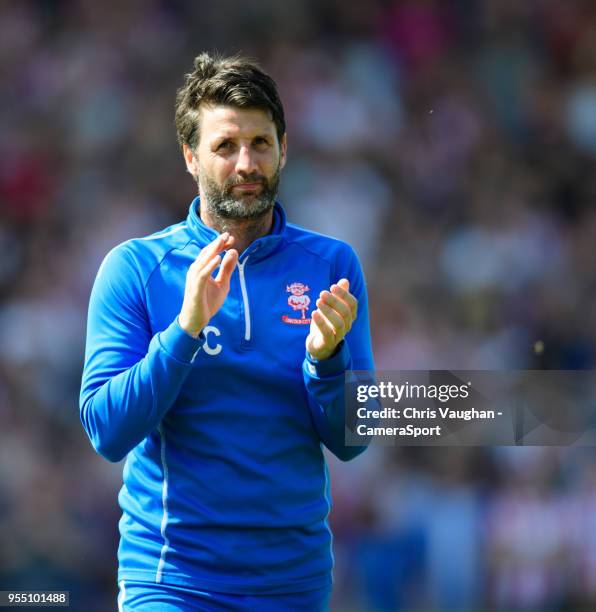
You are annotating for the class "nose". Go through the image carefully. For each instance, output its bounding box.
[234,144,258,176]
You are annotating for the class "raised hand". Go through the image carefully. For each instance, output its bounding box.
[178,232,238,338]
[306,278,358,361]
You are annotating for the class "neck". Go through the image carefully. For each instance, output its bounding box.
[200,205,274,254]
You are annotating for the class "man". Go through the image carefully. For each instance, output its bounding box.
[80,52,374,611]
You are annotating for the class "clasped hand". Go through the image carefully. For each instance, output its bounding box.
[179,233,358,361]
[306,278,358,361]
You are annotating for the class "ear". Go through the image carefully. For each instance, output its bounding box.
[183,143,199,177]
[279,133,287,170]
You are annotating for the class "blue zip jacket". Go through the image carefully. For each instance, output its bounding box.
[80,198,375,594]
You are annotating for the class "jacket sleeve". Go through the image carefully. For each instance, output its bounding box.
[302,245,375,461]
[79,245,203,462]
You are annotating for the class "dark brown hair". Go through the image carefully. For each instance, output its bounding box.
[174,52,286,151]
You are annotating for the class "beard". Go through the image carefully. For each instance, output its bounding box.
[199,164,281,221]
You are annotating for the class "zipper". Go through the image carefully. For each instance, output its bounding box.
[237,257,251,341]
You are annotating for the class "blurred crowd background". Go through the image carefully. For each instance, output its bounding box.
[2,0,596,609]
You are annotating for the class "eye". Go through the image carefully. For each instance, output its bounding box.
[253,137,270,148]
[216,140,234,152]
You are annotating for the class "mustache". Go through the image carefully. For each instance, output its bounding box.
[226,174,267,189]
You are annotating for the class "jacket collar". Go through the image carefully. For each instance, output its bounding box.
[186,196,287,262]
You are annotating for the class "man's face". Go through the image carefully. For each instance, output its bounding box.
[183,105,287,220]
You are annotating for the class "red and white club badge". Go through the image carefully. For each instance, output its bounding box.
[282,282,312,325]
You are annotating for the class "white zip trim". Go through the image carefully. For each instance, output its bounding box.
[140,224,187,241]
[117,580,126,612]
[238,257,251,341]
[96,224,187,279]
[155,424,170,583]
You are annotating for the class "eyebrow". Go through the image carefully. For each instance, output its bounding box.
[211,133,273,145]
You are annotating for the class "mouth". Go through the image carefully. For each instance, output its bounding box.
[232,182,263,192]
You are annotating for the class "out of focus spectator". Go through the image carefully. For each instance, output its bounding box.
[2,0,596,609]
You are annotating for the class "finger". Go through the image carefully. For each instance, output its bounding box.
[330,285,358,320]
[195,232,232,267]
[317,301,346,336]
[337,278,349,292]
[330,283,358,318]
[197,254,221,282]
[215,249,238,284]
[320,290,351,321]
[312,309,335,340]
